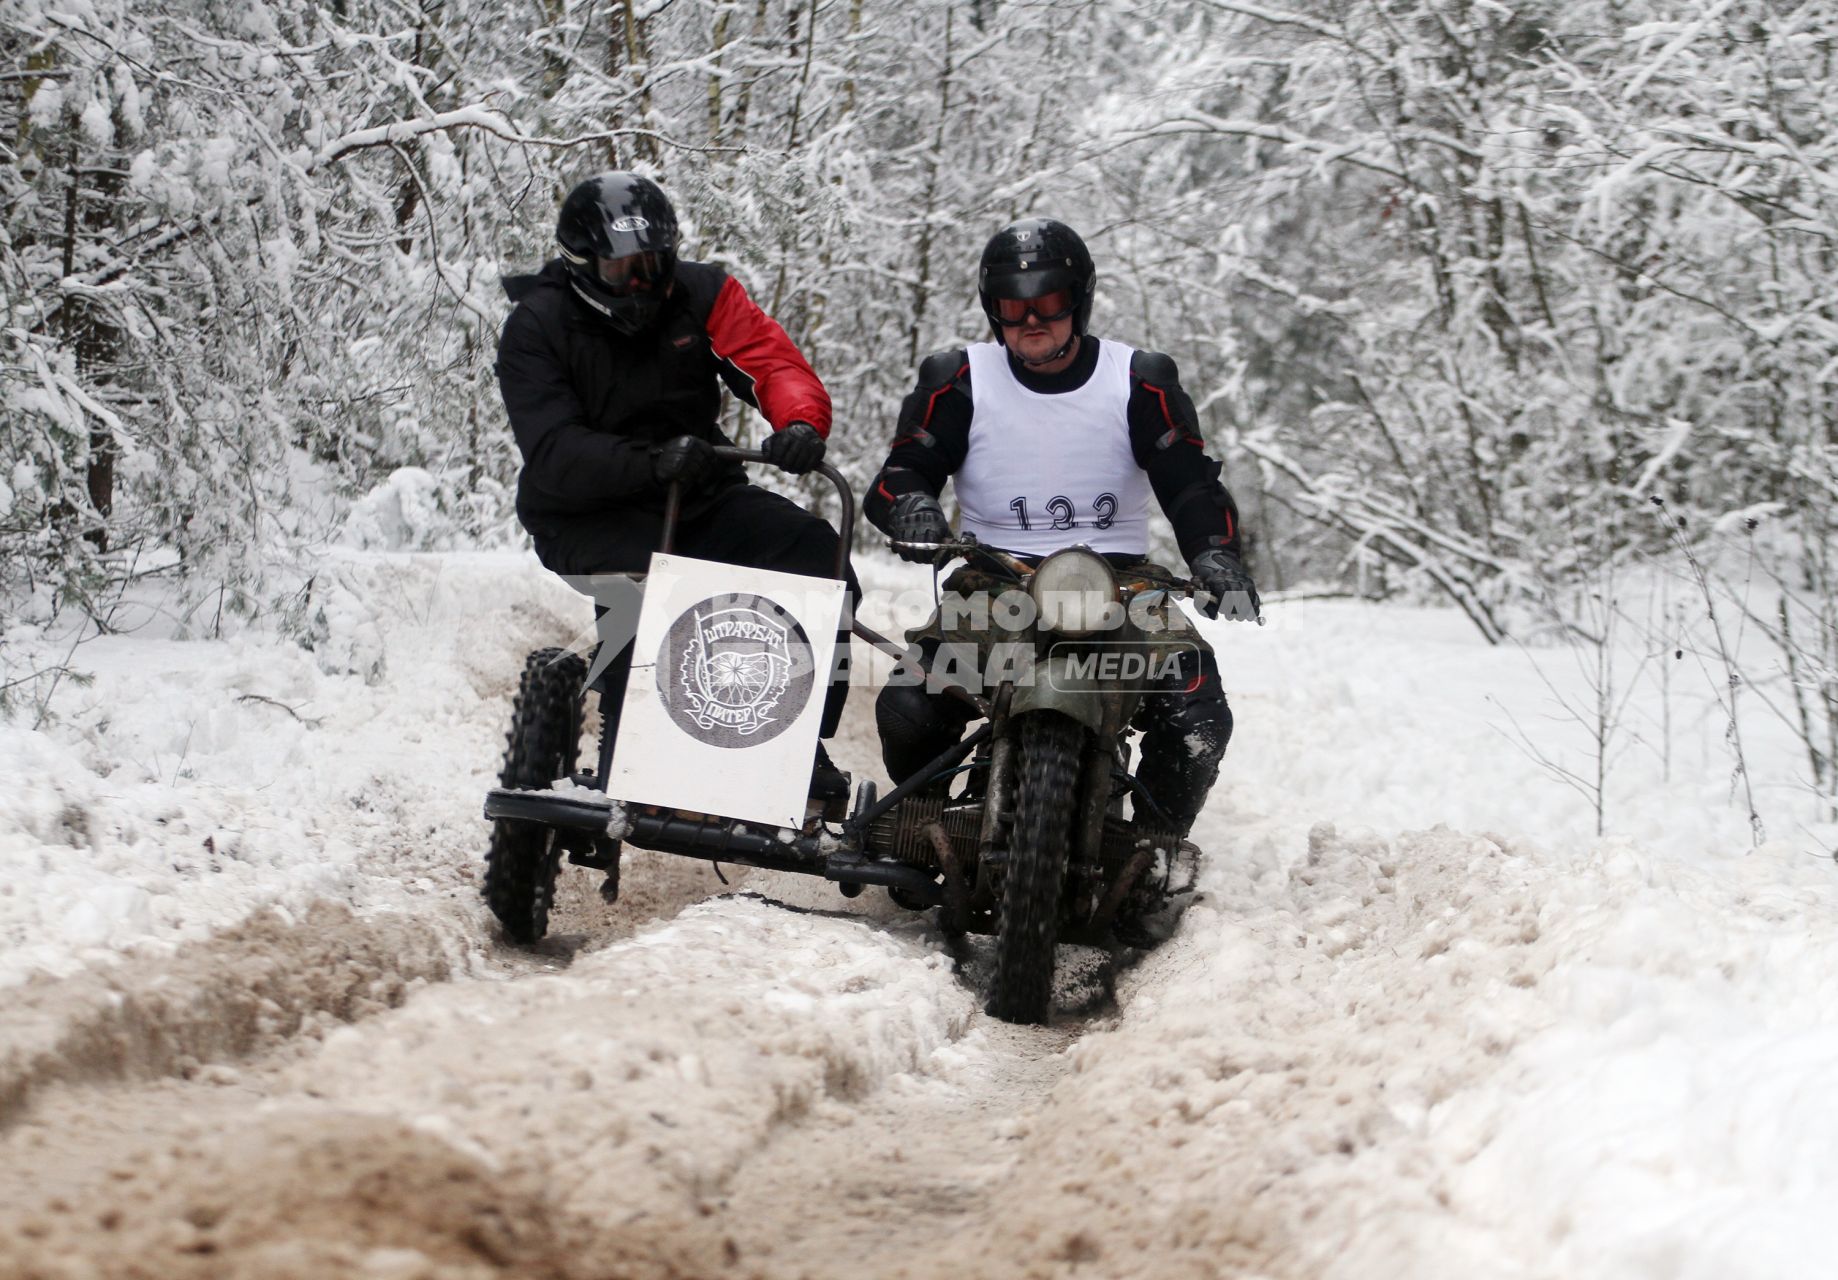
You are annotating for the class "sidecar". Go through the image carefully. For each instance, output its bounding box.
[481,450,1197,1021]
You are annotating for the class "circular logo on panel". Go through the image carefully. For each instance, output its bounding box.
[658,593,814,748]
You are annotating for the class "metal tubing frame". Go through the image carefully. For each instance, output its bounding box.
[848,619,992,717]
[660,448,855,580]
[483,789,944,903]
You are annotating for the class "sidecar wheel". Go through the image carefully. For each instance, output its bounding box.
[987,711,1084,1024]
[484,647,586,944]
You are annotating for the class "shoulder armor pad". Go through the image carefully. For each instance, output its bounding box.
[895,348,973,445]
[1130,349,1203,449]
[917,347,971,389]
[1130,349,1181,385]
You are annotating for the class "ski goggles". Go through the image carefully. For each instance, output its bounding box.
[994,289,1076,326]
[595,250,670,296]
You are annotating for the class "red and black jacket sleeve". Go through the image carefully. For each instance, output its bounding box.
[1128,350,1242,564]
[705,274,832,438]
[864,349,973,534]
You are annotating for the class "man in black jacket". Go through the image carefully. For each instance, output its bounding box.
[497,172,855,799]
[864,218,1260,837]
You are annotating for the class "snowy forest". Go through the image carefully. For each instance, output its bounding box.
[6,0,1838,810]
[10,6,1838,1273]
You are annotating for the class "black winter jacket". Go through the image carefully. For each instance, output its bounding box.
[496,258,831,536]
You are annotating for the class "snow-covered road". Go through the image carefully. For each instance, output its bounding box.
[3,550,1837,1279]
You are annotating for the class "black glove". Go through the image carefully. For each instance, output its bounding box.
[761,421,826,475]
[888,493,951,563]
[1190,547,1261,621]
[652,434,719,492]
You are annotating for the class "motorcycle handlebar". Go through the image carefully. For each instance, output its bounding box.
[886,537,1264,623]
[660,447,856,580]
[887,537,1204,596]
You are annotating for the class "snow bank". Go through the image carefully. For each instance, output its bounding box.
[338,466,499,554]
[1431,836,1838,1280]
[0,551,593,987]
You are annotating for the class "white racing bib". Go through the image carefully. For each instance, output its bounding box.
[956,340,1153,556]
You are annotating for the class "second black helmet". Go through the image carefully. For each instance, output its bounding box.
[556,172,681,334]
[977,218,1096,342]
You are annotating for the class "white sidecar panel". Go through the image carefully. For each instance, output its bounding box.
[607,552,845,828]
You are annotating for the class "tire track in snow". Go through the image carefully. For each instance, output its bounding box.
[712,1018,1081,1279]
[689,819,1561,1280]
[0,900,460,1131]
[0,893,978,1278]
[0,835,760,1133]
[911,821,1564,1280]
[0,1110,733,1280]
[0,815,1553,1280]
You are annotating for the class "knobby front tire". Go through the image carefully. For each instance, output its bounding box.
[987,711,1084,1025]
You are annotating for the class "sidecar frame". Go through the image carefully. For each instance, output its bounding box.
[482,447,992,909]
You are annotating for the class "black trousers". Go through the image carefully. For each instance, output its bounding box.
[534,483,859,738]
[875,640,1231,835]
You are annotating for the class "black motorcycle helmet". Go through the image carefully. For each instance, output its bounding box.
[977,217,1096,347]
[556,172,681,334]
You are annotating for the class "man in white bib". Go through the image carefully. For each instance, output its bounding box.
[863,218,1259,837]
